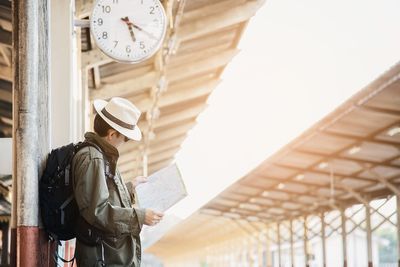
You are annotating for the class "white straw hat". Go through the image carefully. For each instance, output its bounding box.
[93,97,142,141]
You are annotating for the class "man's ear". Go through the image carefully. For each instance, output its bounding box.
[107,129,117,140]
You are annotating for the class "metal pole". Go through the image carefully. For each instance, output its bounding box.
[304,216,309,267]
[341,209,348,267]
[290,220,294,267]
[366,204,373,267]
[321,212,327,267]
[277,223,281,267]
[12,0,50,265]
[266,227,272,267]
[397,196,400,267]
[258,232,263,267]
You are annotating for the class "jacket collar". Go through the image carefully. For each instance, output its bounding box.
[84,132,119,163]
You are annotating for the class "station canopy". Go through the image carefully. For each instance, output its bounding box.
[147,62,400,258]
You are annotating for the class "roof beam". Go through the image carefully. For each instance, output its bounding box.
[178,0,265,42]
[119,134,187,165]
[0,27,11,47]
[182,0,246,22]
[0,18,11,32]
[295,148,400,170]
[323,131,400,147]
[91,71,158,100]
[117,103,203,164]
[148,158,174,175]
[76,0,94,18]
[0,108,11,119]
[119,146,180,173]
[0,89,11,103]
[167,49,238,83]
[0,123,11,135]
[272,162,378,184]
[121,158,173,179]
[155,102,207,128]
[87,78,217,121]
[135,79,219,112]
[89,48,236,100]
[82,48,113,69]
[0,64,11,81]
[0,46,11,67]
[119,120,195,154]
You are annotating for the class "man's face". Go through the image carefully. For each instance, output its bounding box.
[106,129,129,149]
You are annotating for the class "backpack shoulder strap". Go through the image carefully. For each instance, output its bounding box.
[75,141,114,179]
[75,141,102,154]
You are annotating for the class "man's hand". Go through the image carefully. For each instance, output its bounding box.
[132,176,148,188]
[144,209,164,226]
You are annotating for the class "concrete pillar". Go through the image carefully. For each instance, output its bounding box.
[365,204,373,267]
[12,0,51,266]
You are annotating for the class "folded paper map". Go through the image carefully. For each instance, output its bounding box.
[136,163,187,212]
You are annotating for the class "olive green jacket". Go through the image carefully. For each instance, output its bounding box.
[72,132,145,267]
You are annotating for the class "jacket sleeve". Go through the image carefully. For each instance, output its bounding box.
[73,148,145,236]
[124,179,147,227]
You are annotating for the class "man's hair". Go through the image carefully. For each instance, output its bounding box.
[94,114,114,137]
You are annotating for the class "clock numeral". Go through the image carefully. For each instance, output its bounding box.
[126,45,131,53]
[102,5,111,13]
[112,0,118,3]
[139,41,145,49]
[102,31,108,39]
[97,18,103,26]
[113,41,118,48]
[141,0,144,4]
[149,6,155,14]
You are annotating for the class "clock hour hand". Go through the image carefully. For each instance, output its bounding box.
[131,23,158,41]
[121,17,136,42]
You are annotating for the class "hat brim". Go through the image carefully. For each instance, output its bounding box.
[93,99,142,141]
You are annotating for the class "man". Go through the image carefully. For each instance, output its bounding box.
[72,97,163,266]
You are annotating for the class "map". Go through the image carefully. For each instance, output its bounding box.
[136,163,187,212]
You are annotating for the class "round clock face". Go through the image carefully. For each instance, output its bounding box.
[90,0,167,63]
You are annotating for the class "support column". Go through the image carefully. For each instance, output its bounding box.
[341,209,348,267]
[12,0,51,266]
[365,204,373,267]
[304,216,309,267]
[397,196,400,267]
[1,222,9,265]
[277,223,281,267]
[266,228,272,267]
[257,231,265,267]
[321,213,327,267]
[290,220,294,267]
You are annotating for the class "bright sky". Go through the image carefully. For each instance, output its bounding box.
[169,0,400,219]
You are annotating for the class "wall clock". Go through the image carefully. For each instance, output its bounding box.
[90,0,167,64]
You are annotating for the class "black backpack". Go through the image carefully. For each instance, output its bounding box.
[39,141,100,241]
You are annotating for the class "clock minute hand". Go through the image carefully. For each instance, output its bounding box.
[121,17,136,42]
